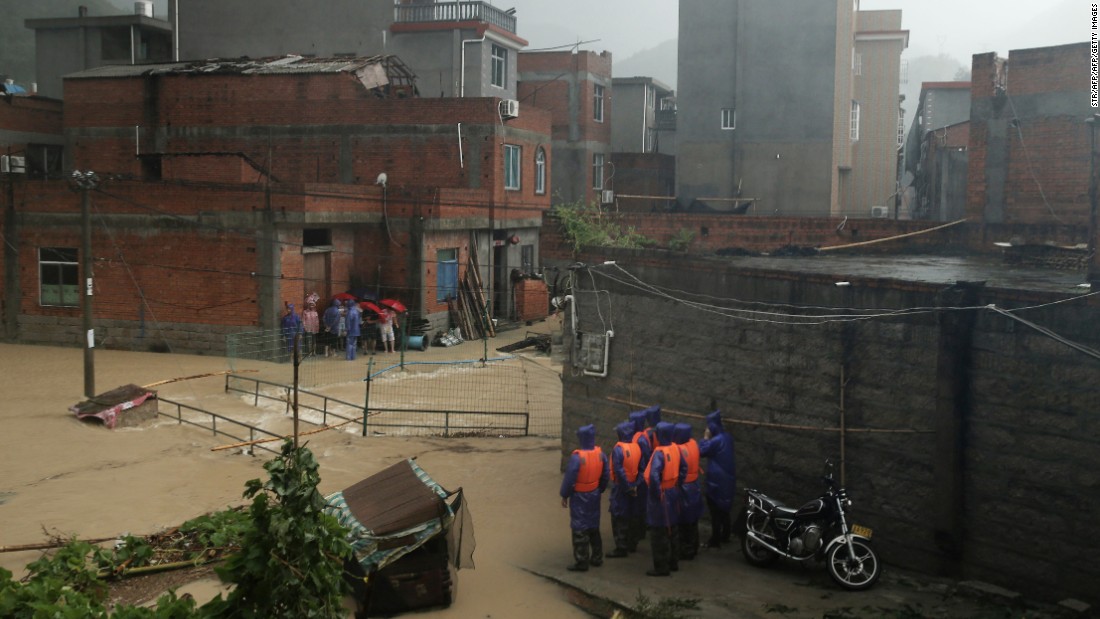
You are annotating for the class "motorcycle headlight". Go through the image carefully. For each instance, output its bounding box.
[844,498,852,509]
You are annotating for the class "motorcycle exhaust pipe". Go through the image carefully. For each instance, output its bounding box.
[745,530,815,562]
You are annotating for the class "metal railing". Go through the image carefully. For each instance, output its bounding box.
[159,397,282,454]
[393,1,517,33]
[224,374,362,428]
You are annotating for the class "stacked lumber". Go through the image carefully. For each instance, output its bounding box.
[448,249,495,340]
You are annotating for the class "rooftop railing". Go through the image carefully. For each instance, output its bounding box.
[394,1,517,34]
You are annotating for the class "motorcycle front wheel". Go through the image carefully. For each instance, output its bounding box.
[741,511,779,567]
[826,538,880,590]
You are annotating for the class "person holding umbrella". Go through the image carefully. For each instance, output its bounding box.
[378,300,403,353]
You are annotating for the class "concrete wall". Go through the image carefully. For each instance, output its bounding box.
[555,246,1100,606]
[677,0,840,214]
[170,0,393,61]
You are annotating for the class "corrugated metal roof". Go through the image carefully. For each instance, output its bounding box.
[66,55,394,80]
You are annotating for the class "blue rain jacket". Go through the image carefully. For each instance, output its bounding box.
[628,410,653,468]
[560,424,609,530]
[646,422,686,527]
[697,410,737,511]
[322,299,342,333]
[609,421,642,517]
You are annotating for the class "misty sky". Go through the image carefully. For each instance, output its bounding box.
[496,0,1084,66]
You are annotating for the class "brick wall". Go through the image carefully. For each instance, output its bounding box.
[558,246,1100,606]
[967,44,1093,227]
[512,277,548,322]
[0,96,63,135]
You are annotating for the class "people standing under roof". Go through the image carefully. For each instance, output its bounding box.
[301,300,319,356]
[345,299,361,361]
[322,299,342,357]
[644,421,687,576]
[280,303,302,359]
[674,422,703,560]
[698,409,737,548]
[559,424,610,572]
[606,420,643,558]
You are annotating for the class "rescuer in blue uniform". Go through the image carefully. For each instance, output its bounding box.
[674,422,704,560]
[344,299,361,361]
[606,420,643,558]
[698,410,737,548]
[560,424,610,571]
[644,421,687,576]
[628,409,653,546]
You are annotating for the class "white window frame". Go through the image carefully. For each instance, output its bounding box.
[850,101,861,142]
[491,44,507,89]
[535,147,546,195]
[852,50,862,76]
[721,108,736,130]
[504,144,521,190]
[592,153,605,190]
[593,84,605,122]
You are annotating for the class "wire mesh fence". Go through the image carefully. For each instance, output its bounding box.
[225,330,562,437]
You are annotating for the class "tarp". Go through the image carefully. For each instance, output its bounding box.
[324,459,473,573]
[70,384,156,429]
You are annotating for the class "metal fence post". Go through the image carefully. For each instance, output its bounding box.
[362,357,373,437]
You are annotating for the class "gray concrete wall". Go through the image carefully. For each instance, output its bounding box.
[555,248,1100,606]
[35,29,94,99]
[610,81,648,153]
[677,0,838,212]
[170,0,393,61]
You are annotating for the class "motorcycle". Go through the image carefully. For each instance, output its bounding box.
[740,462,880,590]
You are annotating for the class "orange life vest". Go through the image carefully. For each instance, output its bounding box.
[681,439,700,483]
[611,441,641,483]
[572,447,603,493]
[644,444,682,490]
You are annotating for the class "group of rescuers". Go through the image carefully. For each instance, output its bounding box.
[560,405,737,576]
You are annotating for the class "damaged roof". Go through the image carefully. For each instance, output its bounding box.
[65,54,417,89]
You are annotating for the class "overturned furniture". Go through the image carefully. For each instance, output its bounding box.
[324,458,474,617]
[70,384,158,429]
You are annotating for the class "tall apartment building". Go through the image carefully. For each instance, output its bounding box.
[676,0,905,217]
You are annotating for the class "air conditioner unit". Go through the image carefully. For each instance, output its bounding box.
[600,189,615,204]
[500,99,519,119]
[870,205,889,218]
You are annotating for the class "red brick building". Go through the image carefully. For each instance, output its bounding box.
[518,50,613,207]
[967,43,1095,269]
[1,94,65,339]
[3,55,551,352]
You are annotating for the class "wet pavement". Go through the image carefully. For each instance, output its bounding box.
[721,253,1091,294]
[528,538,1083,618]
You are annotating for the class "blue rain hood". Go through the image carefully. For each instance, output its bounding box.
[654,421,675,447]
[577,424,596,450]
[629,411,647,433]
[615,420,634,442]
[644,405,662,427]
[673,422,692,445]
[706,410,724,436]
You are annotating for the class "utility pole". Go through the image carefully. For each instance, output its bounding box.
[70,171,99,397]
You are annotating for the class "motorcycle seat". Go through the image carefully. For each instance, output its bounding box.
[751,492,788,512]
[773,505,799,517]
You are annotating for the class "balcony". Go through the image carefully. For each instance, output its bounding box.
[393,1,517,34]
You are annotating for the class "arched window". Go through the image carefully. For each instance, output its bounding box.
[535,147,546,195]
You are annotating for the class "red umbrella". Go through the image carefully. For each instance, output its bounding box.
[332,292,356,302]
[359,301,384,315]
[380,298,407,313]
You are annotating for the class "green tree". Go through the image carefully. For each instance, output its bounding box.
[204,440,351,619]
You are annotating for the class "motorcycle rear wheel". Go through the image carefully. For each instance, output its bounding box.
[826,538,880,590]
[741,512,779,567]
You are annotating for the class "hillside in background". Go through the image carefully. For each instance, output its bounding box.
[613,39,677,90]
[0,0,120,86]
